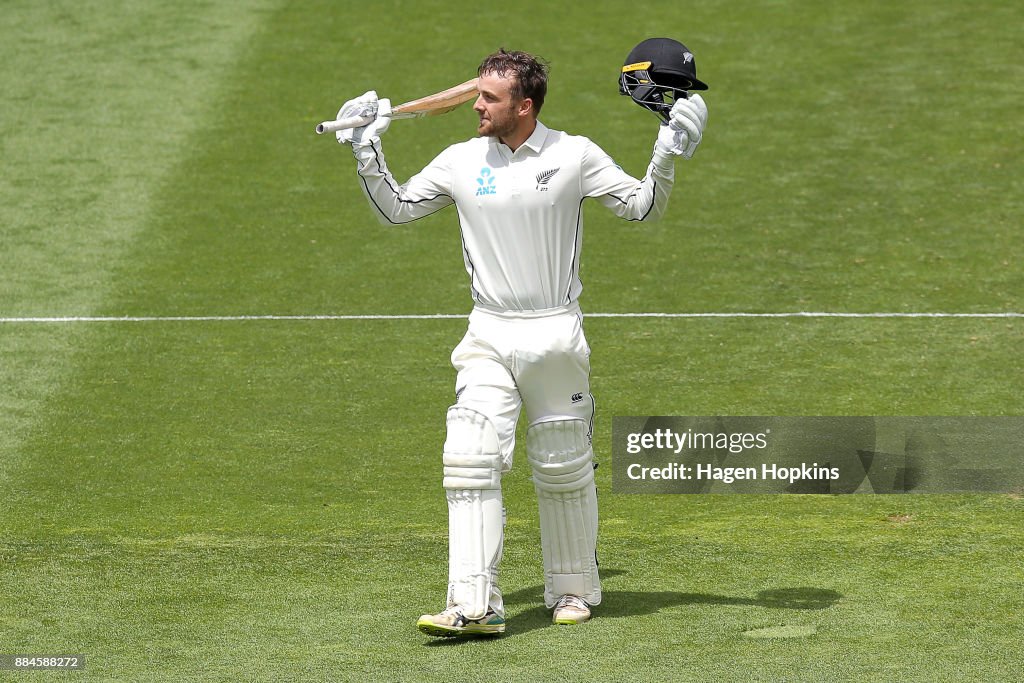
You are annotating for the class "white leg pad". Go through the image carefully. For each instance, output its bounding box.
[443,406,502,490]
[445,489,504,620]
[527,418,601,608]
[443,406,504,619]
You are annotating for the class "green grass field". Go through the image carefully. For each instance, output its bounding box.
[2,1,1022,680]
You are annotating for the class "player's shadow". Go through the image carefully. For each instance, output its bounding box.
[509,569,840,638]
[424,569,841,644]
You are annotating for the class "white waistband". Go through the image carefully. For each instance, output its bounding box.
[471,301,582,321]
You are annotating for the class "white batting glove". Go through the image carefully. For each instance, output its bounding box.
[335,91,392,146]
[655,94,708,159]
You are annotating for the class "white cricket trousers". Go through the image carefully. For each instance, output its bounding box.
[451,302,595,466]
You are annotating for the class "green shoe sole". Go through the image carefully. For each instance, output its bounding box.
[417,618,506,638]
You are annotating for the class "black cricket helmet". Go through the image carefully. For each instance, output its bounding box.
[619,37,708,122]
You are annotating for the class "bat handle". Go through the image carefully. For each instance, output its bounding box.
[315,114,374,135]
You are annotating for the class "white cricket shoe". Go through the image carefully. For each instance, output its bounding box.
[417,606,505,637]
[552,595,591,625]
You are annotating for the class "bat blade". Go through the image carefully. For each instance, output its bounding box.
[315,78,478,135]
[391,78,479,117]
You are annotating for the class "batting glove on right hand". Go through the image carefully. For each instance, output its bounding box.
[336,91,392,146]
[655,94,708,159]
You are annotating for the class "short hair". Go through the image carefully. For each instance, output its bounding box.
[478,48,549,115]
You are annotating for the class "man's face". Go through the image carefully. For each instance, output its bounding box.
[474,71,523,140]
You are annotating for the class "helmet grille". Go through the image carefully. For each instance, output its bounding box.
[619,69,689,123]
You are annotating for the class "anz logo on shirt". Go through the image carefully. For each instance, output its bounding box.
[475,167,497,196]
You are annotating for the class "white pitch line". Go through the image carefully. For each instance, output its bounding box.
[0,315,456,323]
[590,312,1024,319]
[1,312,1022,324]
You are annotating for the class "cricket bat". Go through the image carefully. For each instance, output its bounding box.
[315,78,479,134]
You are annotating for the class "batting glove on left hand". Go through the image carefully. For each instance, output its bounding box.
[336,91,392,146]
[655,94,708,159]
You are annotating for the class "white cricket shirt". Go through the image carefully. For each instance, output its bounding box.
[351,121,675,311]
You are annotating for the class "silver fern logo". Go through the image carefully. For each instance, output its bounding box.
[535,167,560,191]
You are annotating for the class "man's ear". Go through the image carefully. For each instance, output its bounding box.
[518,98,534,118]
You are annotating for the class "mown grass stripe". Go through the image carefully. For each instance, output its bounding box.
[1,312,1022,323]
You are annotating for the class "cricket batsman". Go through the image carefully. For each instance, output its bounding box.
[333,42,708,637]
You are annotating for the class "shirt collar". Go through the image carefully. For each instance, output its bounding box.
[491,120,549,157]
[519,120,548,154]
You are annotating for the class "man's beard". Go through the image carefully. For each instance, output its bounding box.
[478,104,518,139]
